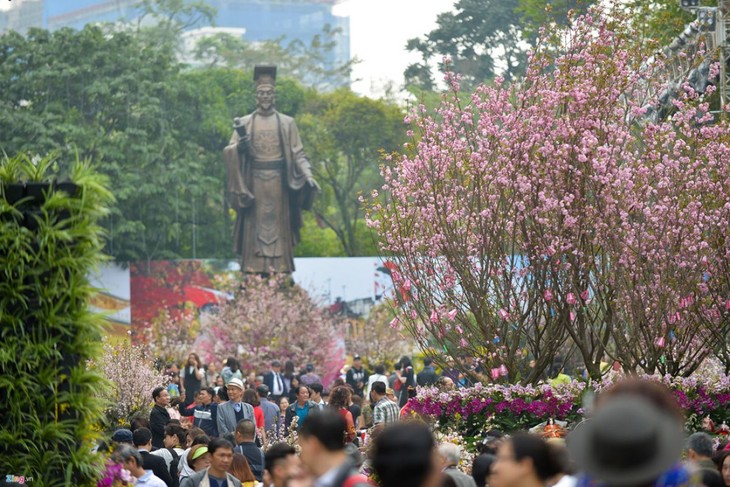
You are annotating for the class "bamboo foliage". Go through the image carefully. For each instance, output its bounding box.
[0,154,113,486]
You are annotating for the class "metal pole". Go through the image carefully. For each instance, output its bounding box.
[718,0,729,115]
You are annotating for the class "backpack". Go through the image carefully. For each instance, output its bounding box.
[167,448,180,487]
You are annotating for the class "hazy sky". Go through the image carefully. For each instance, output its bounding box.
[335,0,456,97]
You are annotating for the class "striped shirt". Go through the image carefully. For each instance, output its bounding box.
[373,398,400,426]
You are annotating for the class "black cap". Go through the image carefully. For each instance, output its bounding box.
[353,355,362,360]
[254,65,277,86]
[257,384,270,397]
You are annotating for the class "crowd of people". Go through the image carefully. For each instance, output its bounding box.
[105,353,730,487]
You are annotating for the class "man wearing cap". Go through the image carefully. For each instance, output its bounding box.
[217,378,255,437]
[346,355,369,398]
[224,64,319,275]
[264,360,287,402]
[112,428,134,445]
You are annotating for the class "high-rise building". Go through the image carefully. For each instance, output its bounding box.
[1,0,350,86]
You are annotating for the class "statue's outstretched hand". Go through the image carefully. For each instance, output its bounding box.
[307,178,321,191]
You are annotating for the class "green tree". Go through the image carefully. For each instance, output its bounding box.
[192,24,356,90]
[405,0,594,90]
[298,89,405,256]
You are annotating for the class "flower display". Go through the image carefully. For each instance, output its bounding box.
[97,461,133,487]
[410,371,730,447]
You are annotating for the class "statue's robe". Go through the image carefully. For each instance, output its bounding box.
[223,110,315,274]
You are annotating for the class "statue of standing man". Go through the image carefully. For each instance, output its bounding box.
[224,65,319,274]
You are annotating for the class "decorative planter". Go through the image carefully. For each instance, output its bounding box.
[1,183,25,204]
[25,182,52,204]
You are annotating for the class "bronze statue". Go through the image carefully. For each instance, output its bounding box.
[224,65,319,274]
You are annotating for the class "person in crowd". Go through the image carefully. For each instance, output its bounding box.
[568,392,687,487]
[546,440,576,487]
[180,438,242,487]
[265,443,302,487]
[229,453,258,487]
[471,454,495,487]
[285,385,318,430]
[439,443,477,487]
[388,362,399,390]
[150,387,172,449]
[298,410,370,487]
[152,424,187,485]
[243,388,266,442]
[366,365,389,397]
[115,444,168,487]
[478,430,504,456]
[700,470,724,487]
[283,360,296,391]
[112,428,134,446]
[395,356,417,408]
[491,433,559,487]
[300,364,321,386]
[193,387,218,438]
[287,376,301,403]
[214,375,225,393]
[358,392,373,430]
[168,367,182,399]
[245,371,259,389]
[264,360,288,402]
[234,419,265,482]
[187,445,212,473]
[687,432,717,474]
[310,382,326,408]
[222,358,243,385]
[385,388,397,403]
[183,353,205,405]
[277,397,289,437]
[130,415,150,433]
[714,451,730,487]
[372,382,400,430]
[349,395,362,430]
[329,385,357,444]
[437,376,455,392]
[346,355,369,398]
[178,431,209,481]
[215,386,229,404]
[418,358,439,387]
[257,385,280,438]
[372,422,441,487]
[217,378,255,437]
[400,386,418,418]
[205,362,218,389]
[133,427,175,487]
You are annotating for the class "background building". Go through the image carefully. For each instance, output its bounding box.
[1,0,350,85]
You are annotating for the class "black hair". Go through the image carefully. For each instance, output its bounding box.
[265,442,297,473]
[423,358,432,367]
[217,387,229,402]
[129,414,149,432]
[510,433,560,481]
[701,469,724,487]
[372,382,386,395]
[310,383,324,394]
[165,424,186,446]
[200,387,215,398]
[399,356,413,369]
[372,422,435,487]
[297,385,309,396]
[375,364,385,375]
[132,427,152,447]
[236,419,256,438]
[471,454,495,487]
[192,434,210,447]
[299,409,347,451]
[226,357,239,373]
[208,437,235,455]
[152,386,166,401]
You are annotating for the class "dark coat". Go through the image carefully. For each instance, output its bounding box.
[234,441,265,481]
[417,366,438,387]
[263,371,289,397]
[140,449,174,487]
[149,404,171,449]
[193,402,218,438]
[284,400,320,429]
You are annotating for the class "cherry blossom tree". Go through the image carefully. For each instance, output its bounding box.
[369,6,730,383]
[198,276,346,385]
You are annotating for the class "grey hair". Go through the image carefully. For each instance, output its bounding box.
[113,444,143,467]
[687,432,713,458]
[438,442,462,465]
